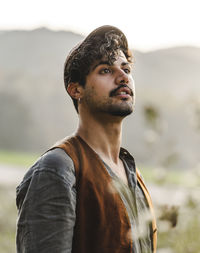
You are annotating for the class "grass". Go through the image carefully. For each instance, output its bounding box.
[140,166,200,187]
[2,185,200,253]
[0,150,39,168]
[0,186,17,253]
[156,195,200,253]
[0,150,200,253]
[1,149,200,187]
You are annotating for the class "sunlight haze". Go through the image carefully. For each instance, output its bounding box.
[0,0,200,51]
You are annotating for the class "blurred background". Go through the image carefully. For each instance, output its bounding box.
[0,0,200,252]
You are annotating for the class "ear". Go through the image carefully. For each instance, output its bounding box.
[67,82,83,100]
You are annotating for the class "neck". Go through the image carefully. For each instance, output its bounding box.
[76,113,123,164]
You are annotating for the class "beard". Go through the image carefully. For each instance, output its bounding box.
[105,101,133,116]
[83,89,134,118]
[82,83,135,117]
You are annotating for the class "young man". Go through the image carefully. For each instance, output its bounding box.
[16,25,157,253]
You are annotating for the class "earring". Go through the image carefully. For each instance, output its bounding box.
[78,97,81,103]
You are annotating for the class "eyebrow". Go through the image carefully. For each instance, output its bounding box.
[92,60,131,71]
[121,62,130,67]
[92,61,111,71]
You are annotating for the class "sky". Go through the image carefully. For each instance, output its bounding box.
[0,0,200,51]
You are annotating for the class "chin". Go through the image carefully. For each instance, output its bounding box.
[109,108,133,117]
[107,102,134,117]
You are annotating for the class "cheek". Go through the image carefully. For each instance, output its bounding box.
[84,79,96,95]
[129,77,135,91]
[85,75,113,96]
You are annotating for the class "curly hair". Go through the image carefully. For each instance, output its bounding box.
[64,26,133,112]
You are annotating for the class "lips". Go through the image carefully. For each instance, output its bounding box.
[110,85,133,98]
[115,87,132,96]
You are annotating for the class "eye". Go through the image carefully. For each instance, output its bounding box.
[99,68,112,74]
[123,68,131,74]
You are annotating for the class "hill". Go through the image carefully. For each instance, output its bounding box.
[0,28,200,170]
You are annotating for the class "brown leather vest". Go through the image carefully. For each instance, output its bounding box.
[55,135,157,253]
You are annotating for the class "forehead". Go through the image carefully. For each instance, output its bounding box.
[91,50,130,71]
[104,50,127,64]
[114,51,128,64]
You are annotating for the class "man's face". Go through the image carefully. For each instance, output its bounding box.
[81,50,135,117]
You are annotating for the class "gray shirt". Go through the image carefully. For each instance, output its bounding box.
[16,148,152,253]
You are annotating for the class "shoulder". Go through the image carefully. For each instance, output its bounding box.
[16,148,76,211]
[20,148,75,186]
[39,148,74,173]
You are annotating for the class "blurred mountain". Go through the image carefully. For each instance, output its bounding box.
[0,27,200,170]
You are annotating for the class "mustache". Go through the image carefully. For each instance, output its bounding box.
[109,84,133,97]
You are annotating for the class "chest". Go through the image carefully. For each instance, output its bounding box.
[102,158,129,185]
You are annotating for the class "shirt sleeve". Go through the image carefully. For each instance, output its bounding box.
[16,148,76,253]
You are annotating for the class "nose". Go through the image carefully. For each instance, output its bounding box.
[115,69,129,85]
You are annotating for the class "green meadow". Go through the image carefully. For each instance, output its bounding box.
[1,151,200,253]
